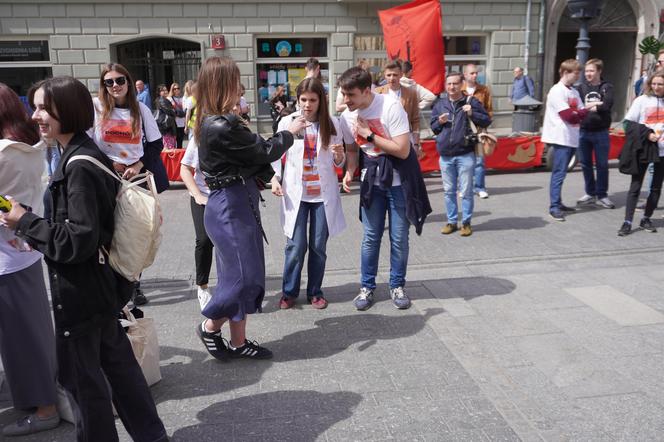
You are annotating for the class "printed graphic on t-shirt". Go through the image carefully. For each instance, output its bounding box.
[302,132,321,198]
[643,106,664,141]
[356,118,388,156]
[102,119,139,145]
[101,119,141,159]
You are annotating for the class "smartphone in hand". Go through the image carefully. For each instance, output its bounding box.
[0,195,11,213]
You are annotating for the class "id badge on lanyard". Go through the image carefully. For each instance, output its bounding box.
[302,126,321,197]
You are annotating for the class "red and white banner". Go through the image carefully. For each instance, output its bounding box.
[378,0,445,95]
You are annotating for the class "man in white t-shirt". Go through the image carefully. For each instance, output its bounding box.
[541,59,602,221]
[338,67,413,311]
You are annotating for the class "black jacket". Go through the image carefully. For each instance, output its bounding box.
[198,113,294,184]
[619,120,660,175]
[431,93,492,157]
[576,79,614,131]
[360,148,432,235]
[15,133,132,338]
[156,96,177,136]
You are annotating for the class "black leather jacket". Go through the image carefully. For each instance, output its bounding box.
[15,133,132,338]
[198,113,294,184]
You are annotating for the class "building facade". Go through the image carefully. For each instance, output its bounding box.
[0,0,660,132]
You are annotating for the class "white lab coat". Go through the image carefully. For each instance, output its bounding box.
[272,111,346,239]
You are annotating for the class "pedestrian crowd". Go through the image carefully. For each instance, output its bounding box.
[0,50,662,442]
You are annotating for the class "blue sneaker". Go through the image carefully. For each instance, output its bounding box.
[353,287,374,311]
[549,210,565,222]
[390,287,411,309]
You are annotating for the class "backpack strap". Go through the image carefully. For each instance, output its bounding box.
[68,155,156,192]
[68,155,121,182]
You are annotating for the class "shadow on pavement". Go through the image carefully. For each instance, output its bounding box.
[170,390,361,441]
[152,307,450,403]
[424,211,491,226]
[486,185,542,195]
[472,216,547,231]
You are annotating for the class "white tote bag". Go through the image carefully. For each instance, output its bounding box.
[120,308,162,386]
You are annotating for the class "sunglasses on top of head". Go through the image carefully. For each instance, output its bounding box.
[103,76,127,88]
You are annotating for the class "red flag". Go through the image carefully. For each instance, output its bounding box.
[378,0,445,95]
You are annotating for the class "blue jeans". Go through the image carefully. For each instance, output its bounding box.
[282,202,329,298]
[440,152,475,224]
[549,144,575,211]
[474,154,486,193]
[578,130,609,198]
[360,185,410,290]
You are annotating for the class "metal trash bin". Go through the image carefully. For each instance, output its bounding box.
[512,96,543,133]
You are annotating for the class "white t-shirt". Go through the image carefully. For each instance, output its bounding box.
[339,94,410,187]
[0,140,45,275]
[184,96,195,112]
[624,95,664,157]
[541,81,585,148]
[91,98,161,165]
[180,138,209,197]
[169,96,185,128]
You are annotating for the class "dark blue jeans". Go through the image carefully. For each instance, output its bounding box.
[578,130,610,199]
[360,185,410,290]
[549,144,575,212]
[282,201,329,299]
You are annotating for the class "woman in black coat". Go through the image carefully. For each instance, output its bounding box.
[155,84,178,149]
[194,56,306,361]
[0,76,167,442]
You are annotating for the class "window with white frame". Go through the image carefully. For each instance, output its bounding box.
[353,35,490,85]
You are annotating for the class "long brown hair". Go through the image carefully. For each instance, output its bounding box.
[0,83,39,144]
[98,63,141,138]
[296,78,336,148]
[644,70,664,96]
[194,56,241,142]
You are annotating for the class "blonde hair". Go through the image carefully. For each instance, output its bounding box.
[585,58,603,72]
[183,80,194,98]
[558,59,581,77]
[194,56,242,142]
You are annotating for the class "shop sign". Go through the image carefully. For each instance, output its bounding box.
[0,41,49,62]
[256,38,327,59]
[162,50,175,60]
[210,34,225,49]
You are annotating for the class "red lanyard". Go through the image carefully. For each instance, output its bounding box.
[304,124,318,167]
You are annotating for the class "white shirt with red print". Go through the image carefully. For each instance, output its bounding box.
[624,94,664,157]
[339,93,410,186]
[541,81,586,148]
[91,98,162,165]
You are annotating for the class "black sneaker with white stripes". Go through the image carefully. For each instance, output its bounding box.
[226,339,273,360]
[195,321,229,362]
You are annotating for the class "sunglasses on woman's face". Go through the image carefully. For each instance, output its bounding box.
[103,76,127,88]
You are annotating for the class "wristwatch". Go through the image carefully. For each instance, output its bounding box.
[366,132,375,143]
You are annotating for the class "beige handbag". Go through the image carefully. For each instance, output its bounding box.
[120,308,162,386]
[468,119,497,157]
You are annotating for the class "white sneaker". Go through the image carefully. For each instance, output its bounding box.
[577,194,595,205]
[478,191,489,199]
[596,197,615,209]
[197,287,212,310]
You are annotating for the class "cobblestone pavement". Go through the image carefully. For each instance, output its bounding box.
[2,165,664,441]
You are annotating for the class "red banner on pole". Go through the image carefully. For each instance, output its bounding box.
[378,0,445,95]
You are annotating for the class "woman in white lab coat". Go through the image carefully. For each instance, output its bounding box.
[271,77,346,310]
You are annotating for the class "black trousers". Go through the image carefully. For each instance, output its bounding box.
[57,318,167,442]
[190,196,214,286]
[625,161,664,222]
[176,127,185,149]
